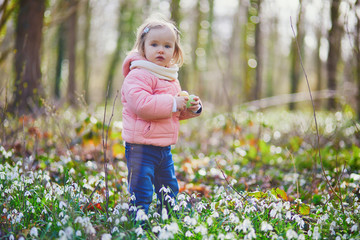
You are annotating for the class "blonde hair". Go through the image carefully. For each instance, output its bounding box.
[132,15,184,67]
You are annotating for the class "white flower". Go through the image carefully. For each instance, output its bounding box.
[24,191,31,197]
[152,226,161,233]
[286,229,298,239]
[153,212,160,218]
[162,208,168,221]
[261,221,273,232]
[166,222,179,234]
[312,226,321,240]
[121,203,129,210]
[111,227,119,234]
[59,201,67,210]
[101,233,112,240]
[351,224,358,232]
[30,227,38,237]
[158,230,173,240]
[207,217,213,226]
[185,231,193,237]
[178,194,186,201]
[76,230,82,237]
[136,209,148,221]
[9,235,14,240]
[244,228,256,240]
[194,225,208,235]
[184,216,197,226]
[120,215,127,222]
[159,186,170,194]
[135,226,144,236]
[65,226,74,238]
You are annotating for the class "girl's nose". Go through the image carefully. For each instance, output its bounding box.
[158,46,164,53]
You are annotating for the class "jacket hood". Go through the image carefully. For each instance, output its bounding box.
[122,51,147,78]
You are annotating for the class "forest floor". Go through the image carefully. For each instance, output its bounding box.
[0,105,359,239]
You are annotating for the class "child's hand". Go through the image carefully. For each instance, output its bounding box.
[186,95,201,112]
[175,95,188,112]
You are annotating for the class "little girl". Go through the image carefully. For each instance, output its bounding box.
[121,16,202,215]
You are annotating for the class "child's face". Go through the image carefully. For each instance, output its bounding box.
[144,26,176,67]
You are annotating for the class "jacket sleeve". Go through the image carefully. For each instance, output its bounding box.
[122,70,174,120]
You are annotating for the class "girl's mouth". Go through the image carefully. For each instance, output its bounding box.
[156,56,164,61]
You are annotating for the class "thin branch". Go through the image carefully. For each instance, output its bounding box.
[290,17,344,214]
[102,84,119,218]
[215,159,248,203]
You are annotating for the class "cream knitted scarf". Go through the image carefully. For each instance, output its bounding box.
[130,60,178,81]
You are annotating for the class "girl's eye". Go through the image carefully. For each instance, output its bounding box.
[165,45,171,48]
[151,43,158,47]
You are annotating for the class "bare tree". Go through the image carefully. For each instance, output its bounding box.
[289,0,304,110]
[355,0,360,119]
[327,0,343,110]
[66,0,79,106]
[11,0,45,114]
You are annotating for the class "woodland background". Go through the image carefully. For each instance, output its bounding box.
[1,0,360,239]
[1,0,360,115]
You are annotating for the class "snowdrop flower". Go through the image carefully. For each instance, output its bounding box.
[153,212,160,218]
[229,213,240,223]
[111,227,119,234]
[159,186,170,194]
[76,230,82,237]
[9,235,14,240]
[152,226,161,233]
[178,194,186,201]
[298,234,306,240]
[30,227,38,237]
[59,201,67,210]
[286,229,298,239]
[101,233,112,240]
[136,209,148,221]
[158,230,173,240]
[185,231,193,237]
[65,226,74,238]
[184,216,197,226]
[130,194,136,201]
[129,206,137,212]
[197,202,207,212]
[312,226,321,240]
[24,191,31,197]
[207,217,213,226]
[166,222,179,234]
[135,226,144,236]
[285,211,292,220]
[121,202,129,210]
[194,225,208,235]
[161,208,168,220]
[244,228,256,240]
[120,215,127,222]
[212,211,219,218]
[260,221,273,232]
[351,223,358,232]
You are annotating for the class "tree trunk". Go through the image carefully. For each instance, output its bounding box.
[83,0,92,103]
[12,0,45,115]
[289,0,303,110]
[253,0,262,100]
[55,23,66,99]
[170,0,181,23]
[66,0,78,106]
[356,0,360,120]
[105,0,128,98]
[327,0,343,110]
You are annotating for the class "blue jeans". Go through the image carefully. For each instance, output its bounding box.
[125,143,179,214]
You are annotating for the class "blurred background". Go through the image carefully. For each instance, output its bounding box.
[0,0,359,117]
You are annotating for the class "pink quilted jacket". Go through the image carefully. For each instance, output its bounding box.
[121,52,201,146]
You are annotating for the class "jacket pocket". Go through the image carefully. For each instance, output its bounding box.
[143,121,155,137]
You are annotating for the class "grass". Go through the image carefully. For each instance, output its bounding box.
[0,106,359,239]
